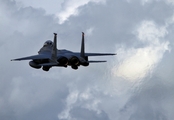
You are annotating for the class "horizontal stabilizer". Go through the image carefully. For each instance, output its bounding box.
[88,60,107,63]
[11,54,51,61]
[85,53,116,56]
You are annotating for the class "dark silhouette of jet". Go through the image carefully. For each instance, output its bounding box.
[11,32,116,71]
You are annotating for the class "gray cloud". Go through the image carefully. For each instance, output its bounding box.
[0,0,174,120]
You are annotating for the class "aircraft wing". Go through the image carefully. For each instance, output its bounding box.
[85,53,116,56]
[11,54,51,61]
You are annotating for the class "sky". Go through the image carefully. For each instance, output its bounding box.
[0,0,174,120]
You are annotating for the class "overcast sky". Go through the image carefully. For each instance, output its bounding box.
[0,0,174,120]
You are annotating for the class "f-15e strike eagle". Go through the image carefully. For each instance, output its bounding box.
[11,32,116,71]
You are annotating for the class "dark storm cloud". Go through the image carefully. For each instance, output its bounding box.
[0,0,174,120]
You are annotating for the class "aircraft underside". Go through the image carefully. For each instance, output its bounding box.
[29,56,89,71]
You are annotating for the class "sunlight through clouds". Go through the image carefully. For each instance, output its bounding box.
[113,21,170,81]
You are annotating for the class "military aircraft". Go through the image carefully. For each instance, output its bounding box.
[11,32,116,71]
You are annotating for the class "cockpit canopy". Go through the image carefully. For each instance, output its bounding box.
[43,40,53,47]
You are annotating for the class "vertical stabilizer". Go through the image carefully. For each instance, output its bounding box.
[80,32,85,58]
[51,33,57,62]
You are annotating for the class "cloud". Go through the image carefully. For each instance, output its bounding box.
[113,20,170,81]
[15,0,64,15]
[1,0,174,120]
[57,0,106,24]
[166,0,174,5]
[58,88,110,120]
[58,90,78,120]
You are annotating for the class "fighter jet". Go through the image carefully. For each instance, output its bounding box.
[11,32,116,71]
